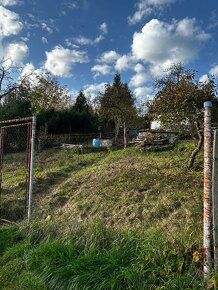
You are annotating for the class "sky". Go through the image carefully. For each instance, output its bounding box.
[0,0,218,105]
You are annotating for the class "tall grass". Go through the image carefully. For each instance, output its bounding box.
[0,222,206,290]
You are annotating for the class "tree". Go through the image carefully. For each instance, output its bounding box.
[0,58,29,101]
[147,63,218,168]
[73,91,90,113]
[0,95,32,121]
[28,74,70,113]
[99,73,137,146]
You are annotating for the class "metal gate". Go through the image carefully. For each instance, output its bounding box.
[0,117,35,222]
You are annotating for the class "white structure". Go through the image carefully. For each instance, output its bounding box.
[150,120,163,130]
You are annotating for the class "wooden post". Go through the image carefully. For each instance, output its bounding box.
[213,129,218,269]
[203,101,212,279]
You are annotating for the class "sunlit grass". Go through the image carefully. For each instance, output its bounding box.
[0,140,208,289]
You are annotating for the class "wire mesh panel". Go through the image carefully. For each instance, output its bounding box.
[0,119,32,222]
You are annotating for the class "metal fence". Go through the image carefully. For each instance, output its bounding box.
[0,117,34,222]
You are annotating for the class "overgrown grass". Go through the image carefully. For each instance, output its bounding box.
[0,140,209,289]
[0,222,206,289]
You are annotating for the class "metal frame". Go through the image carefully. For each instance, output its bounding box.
[0,117,35,220]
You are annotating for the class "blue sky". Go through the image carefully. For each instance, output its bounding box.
[0,0,218,105]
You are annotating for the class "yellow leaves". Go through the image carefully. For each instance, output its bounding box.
[192,250,200,263]
[45,214,52,222]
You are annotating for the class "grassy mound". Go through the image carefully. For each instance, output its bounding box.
[31,141,203,240]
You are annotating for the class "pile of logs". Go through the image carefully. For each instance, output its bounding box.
[132,130,177,151]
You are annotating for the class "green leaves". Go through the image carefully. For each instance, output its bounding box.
[148,63,218,135]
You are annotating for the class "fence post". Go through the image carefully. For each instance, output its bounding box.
[213,130,218,269]
[28,116,36,221]
[203,101,213,279]
[123,121,127,149]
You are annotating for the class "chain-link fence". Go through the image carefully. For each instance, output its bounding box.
[0,118,33,222]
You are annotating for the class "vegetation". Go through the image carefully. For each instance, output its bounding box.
[0,140,209,289]
[147,63,218,167]
[26,74,70,113]
[0,222,206,290]
[0,63,218,288]
[73,90,91,113]
[0,58,28,101]
[99,73,140,143]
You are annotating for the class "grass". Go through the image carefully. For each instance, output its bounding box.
[0,222,206,289]
[0,140,210,289]
[36,141,203,239]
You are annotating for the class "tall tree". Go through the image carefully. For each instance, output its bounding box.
[99,73,137,144]
[73,91,90,113]
[147,63,218,168]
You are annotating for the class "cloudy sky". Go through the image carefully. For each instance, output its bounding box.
[0,0,218,102]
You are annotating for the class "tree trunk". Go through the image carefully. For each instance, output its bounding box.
[114,117,121,143]
[188,122,204,169]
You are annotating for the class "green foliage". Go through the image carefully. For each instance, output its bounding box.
[0,223,206,289]
[0,226,24,255]
[73,90,91,113]
[0,96,32,121]
[37,107,98,134]
[26,74,69,113]
[99,73,138,139]
[148,63,218,134]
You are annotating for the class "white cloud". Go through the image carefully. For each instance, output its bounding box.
[83,82,106,99]
[66,22,108,48]
[0,6,23,37]
[149,62,172,77]
[41,22,53,34]
[94,34,104,43]
[134,86,153,99]
[115,54,135,71]
[0,0,22,6]
[131,18,210,76]
[21,62,36,78]
[199,74,209,83]
[99,22,107,35]
[209,65,218,77]
[41,36,48,44]
[2,42,28,64]
[0,7,27,65]
[20,62,46,85]
[97,50,120,64]
[71,35,93,46]
[44,45,89,77]
[130,63,149,86]
[128,0,176,25]
[65,38,80,48]
[91,64,111,77]
[64,1,78,9]
[92,50,120,77]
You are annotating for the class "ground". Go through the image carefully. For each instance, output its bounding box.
[0,140,210,289]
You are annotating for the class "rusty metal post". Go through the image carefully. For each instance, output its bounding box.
[212,130,218,269]
[203,101,213,279]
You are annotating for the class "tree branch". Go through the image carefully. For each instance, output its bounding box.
[188,121,204,168]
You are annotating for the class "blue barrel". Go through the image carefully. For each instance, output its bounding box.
[92,138,101,148]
